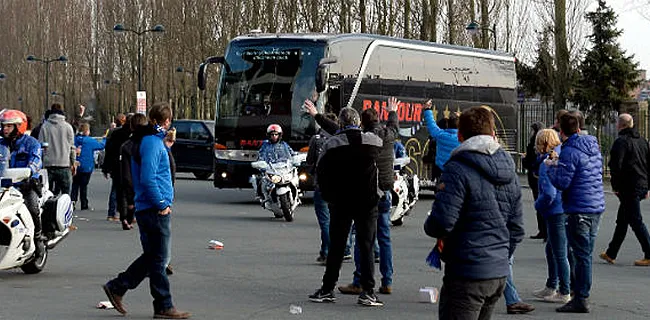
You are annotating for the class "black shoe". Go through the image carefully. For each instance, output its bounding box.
[556,299,589,313]
[316,255,327,265]
[507,302,535,314]
[165,265,174,275]
[358,290,384,306]
[530,233,546,239]
[34,238,46,260]
[309,288,336,303]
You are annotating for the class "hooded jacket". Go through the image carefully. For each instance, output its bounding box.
[424,135,524,280]
[74,135,105,173]
[423,109,460,170]
[38,113,75,167]
[547,133,605,214]
[130,125,174,212]
[608,127,650,195]
[364,111,399,191]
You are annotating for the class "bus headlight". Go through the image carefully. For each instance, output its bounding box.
[299,173,307,181]
[221,172,227,179]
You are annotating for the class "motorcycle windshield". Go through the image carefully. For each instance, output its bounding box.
[267,160,292,174]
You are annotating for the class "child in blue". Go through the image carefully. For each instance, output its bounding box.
[71,123,105,210]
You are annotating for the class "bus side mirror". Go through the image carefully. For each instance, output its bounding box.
[316,57,338,93]
[198,56,225,91]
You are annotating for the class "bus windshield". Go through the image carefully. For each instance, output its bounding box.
[217,40,326,143]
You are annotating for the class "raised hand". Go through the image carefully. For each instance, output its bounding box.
[424,99,433,110]
[303,99,318,117]
[388,97,400,112]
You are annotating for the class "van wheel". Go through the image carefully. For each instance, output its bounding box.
[21,248,48,274]
[193,172,212,180]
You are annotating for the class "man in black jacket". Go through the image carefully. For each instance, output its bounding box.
[338,97,399,295]
[600,113,650,267]
[102,114,129,222]
[309,107,384,307]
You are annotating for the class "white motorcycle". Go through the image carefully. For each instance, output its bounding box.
[0,168,73,274]
[389,157,420,226]
[250,154,305,222]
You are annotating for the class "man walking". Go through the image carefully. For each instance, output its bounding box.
[102,113,129,222]
[599,113,650,266]
[308,107,384,307]
[424,106,524,320]
[547,112,605,313]
[102,103,190,319]
[38,103,75,195]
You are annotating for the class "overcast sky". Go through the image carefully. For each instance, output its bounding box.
[609,0,650,74]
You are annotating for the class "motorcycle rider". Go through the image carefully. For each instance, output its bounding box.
[255,124,295,207]
[0,110,45,259]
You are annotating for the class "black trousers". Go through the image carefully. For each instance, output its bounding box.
[71,172,92,209]
[606,192,650,259]
[322,203,377,292]
[528,172,546,237]
[439,276,506,320]
[21,187,41,236]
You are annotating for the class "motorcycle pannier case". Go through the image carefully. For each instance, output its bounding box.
[42,194,73,233]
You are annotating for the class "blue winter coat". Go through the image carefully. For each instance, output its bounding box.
[132,130,174,212]
[258,140,295,164]
[423,109,460,170]
[547,134,605,214]
[74,135,105,173]
[535,146,563,217]
[0,134,42,179]
[424,135,525,280]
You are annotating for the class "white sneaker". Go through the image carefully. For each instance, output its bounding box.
[543,292,571,304]
[533,287,556,299]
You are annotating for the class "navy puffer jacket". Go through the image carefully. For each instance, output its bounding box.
[547,134,605,214]
[424,135,524,280]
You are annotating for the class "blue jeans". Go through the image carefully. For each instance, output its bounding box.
[313,188,330,258]
[504,256,521,306]
[106,208,173,313]
[353,191,393,287]
[545,214,571,295]
[107,178,117,217]
[567,213,601,300]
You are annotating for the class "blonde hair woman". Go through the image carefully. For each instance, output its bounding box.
[532,129,571,304]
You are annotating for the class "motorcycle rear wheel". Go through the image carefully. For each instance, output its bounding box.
[279,193,294,222]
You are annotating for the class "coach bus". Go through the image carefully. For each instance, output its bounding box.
[198,32,518,190]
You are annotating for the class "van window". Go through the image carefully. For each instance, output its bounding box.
[174,122,191,140]
[190,122,211,140]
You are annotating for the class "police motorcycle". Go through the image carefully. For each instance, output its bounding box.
[250,153,306,222]
[389,157,420,226]
[0,164,73,274]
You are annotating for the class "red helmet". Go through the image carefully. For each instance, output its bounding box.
[0,109,28,135]
[266,124,283,135]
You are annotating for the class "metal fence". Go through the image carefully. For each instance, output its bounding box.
[516,102,650,178]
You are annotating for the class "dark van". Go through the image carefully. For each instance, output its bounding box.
[171,119,215,180]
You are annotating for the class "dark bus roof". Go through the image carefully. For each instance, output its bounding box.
[230,32,514,60]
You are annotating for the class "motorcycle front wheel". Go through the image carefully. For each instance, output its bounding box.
[279,193,294,222]
[21,247,48,274]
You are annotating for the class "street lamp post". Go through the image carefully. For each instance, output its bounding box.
[0,73,7,106]
[26,55,68,110]
[113,24,165,92]
[466,21,497,50]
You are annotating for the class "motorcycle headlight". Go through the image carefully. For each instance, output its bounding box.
[270,175,282,184]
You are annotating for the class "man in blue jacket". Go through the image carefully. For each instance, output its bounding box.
[424,106,524,320]
[71,123,105,210]
[102,103,190,319]
[547,112,605,313]
[422,100,461,172]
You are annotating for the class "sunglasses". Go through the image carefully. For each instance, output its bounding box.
[269,133,280,136]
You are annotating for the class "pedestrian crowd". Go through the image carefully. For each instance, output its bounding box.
[3,97,649,320]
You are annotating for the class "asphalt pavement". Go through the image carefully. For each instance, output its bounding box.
[1,172,649,320]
